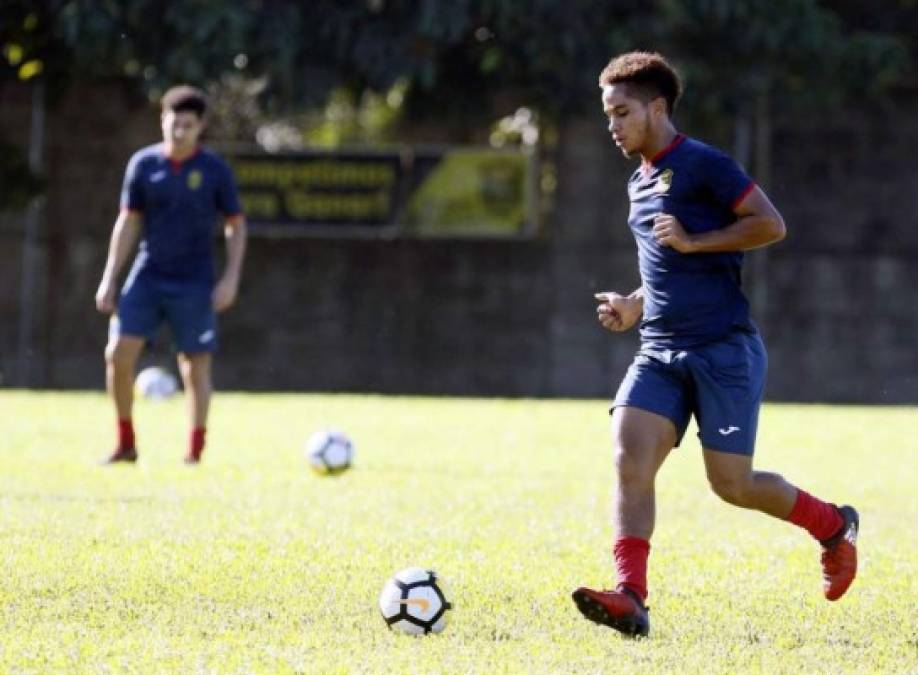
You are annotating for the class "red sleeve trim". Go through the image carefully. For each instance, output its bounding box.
[224,212,245,222]
[731,181,756,210]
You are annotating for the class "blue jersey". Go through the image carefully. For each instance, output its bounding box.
[120,143,242,285]
[626,135,755,349]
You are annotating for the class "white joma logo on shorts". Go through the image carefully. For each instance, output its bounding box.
[718,426,741,435]
[199,329,215,343]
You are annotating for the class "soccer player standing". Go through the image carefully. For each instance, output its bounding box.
[571,53,858,637]
[95,85,247,465]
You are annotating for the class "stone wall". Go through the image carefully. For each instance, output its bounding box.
[0,84,34,386]
[1,83,159,387]
[1,82,915,403]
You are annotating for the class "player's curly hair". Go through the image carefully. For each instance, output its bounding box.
[160,85,208,118]
[598,52,682,115]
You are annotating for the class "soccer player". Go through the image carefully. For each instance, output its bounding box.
[571,52,858,637]
[94,85,246,465]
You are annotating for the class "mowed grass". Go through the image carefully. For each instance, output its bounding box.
[0,391,915,673]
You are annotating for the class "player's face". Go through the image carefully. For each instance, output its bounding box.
[601,84,651,158]
[161,110,204,152]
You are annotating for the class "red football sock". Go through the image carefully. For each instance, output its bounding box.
[118,418,135,450]
[613,536,651,602]
[786,489,844,541]
[189,427,206,459]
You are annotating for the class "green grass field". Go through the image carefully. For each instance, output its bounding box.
[1,391,915,673]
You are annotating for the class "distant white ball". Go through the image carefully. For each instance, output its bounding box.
[134,366,179,400]
[305,429,353,475]
[378,567,453,635]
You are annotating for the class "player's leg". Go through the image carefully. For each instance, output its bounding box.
[103,333,145,462]
[702,449,797,517]
[176,351,212,464]
[612,405,678,579]
[102,276,161,463]
[573,353,690,636]
[573,407,679,636]
[693,331,858,600]
[164,284,217,464]
[702,449,858,600]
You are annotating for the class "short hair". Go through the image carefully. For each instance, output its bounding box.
[598,52,682,115]
[160,85,208,118]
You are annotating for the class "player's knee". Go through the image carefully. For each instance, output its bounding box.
[614,444,655,487]
[177,354,210,383]
[105,340,134,369]
[708,474,751,506]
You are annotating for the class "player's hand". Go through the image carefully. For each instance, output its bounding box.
[594,292,641,333]
[95,279,117,314]
[212,277,238,313]
[653,213,696,253]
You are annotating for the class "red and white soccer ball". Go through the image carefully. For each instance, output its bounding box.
[378,567,453,635]
[305,429,354,475]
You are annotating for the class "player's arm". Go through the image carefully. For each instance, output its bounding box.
[95,210,142,314]
[653,185,786,253]
[594,287,643,333]
[212,214,247,313]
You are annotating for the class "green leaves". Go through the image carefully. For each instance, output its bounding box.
[657,0,907,114]
[0,1,909,130]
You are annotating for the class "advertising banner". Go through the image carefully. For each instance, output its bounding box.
[229,147,534,237]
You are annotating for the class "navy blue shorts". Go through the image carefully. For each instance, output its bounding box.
[612,330,767,455]
[111,271,217,354]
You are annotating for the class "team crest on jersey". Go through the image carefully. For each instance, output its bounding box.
[653,168,673,194]
[187,169,203,190]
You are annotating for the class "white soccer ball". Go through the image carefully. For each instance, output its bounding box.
[305,429,354,475]
[378,567,453,635]
[134,366,179,400]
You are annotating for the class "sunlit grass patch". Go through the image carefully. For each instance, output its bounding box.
[0,392,914,672]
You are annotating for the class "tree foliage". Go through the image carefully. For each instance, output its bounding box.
[0,0,911,123]
[0,0,910,210]
[652,0,907,123]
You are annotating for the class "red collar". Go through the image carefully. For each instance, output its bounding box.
[162,145,201,172]
[642,133,685,169]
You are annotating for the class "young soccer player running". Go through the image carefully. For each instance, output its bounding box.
[95,85,247,465]
[571,52,858,637]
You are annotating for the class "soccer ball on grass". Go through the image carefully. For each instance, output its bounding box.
[305,429,354,475]
[378,567,453,635]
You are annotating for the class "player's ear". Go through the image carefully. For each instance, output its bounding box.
[651,97,667,120]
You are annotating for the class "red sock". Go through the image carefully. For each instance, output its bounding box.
[189,427,206,459]
[613,536,650,602]
[118,419,135,450]
[786,489,844,541]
